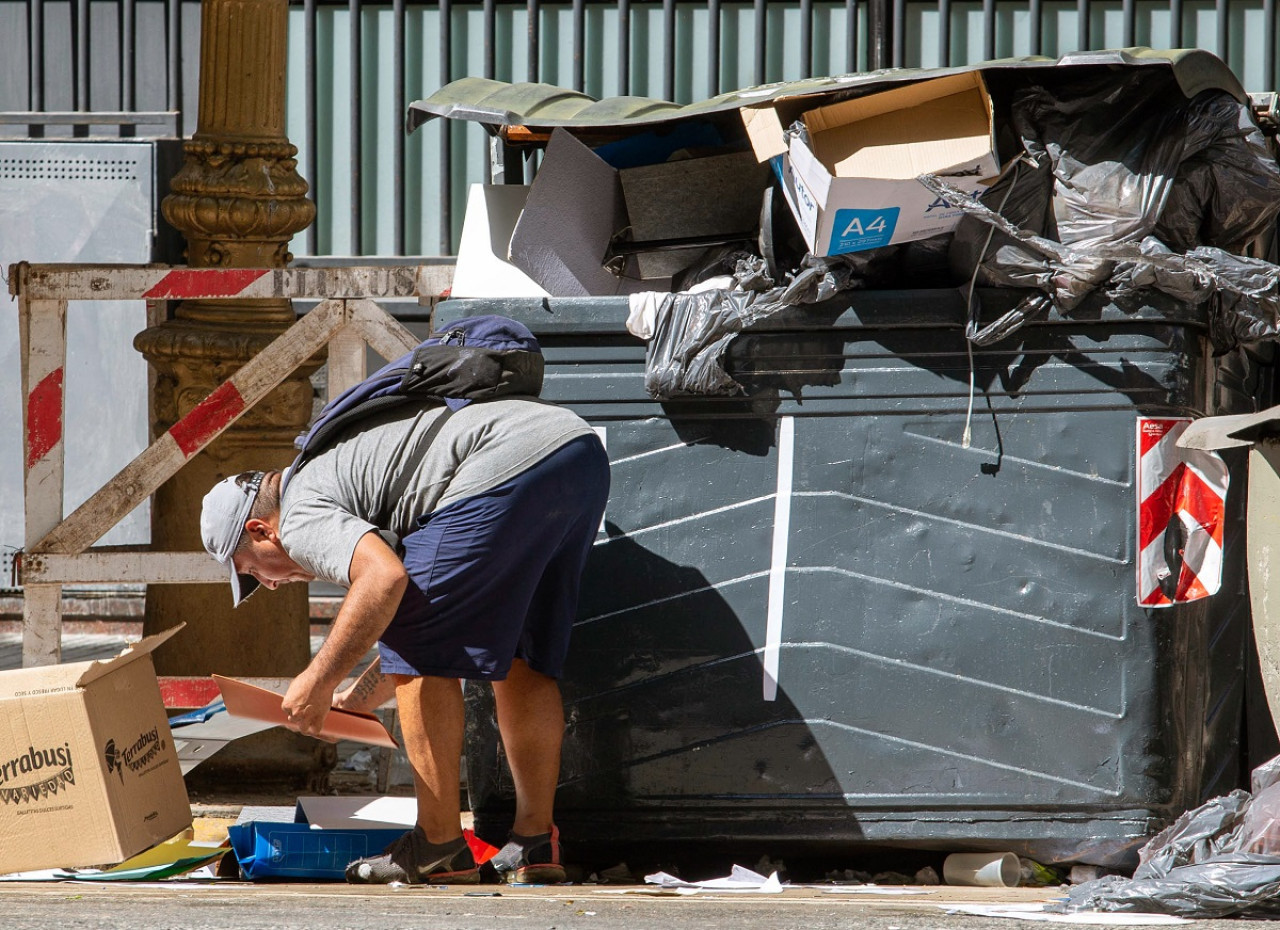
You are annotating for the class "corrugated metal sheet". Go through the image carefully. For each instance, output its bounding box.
[408,47,1247,133]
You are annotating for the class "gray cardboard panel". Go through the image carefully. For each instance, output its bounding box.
[620,151,769,278]
[509,129,661,297]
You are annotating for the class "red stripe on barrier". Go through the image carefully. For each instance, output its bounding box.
[169,381,247,458]
[1139,462,1183,551]
[142,268,270,300]
[26,368,64,469]
[159,677,223,709]
[1178,468,1226,546]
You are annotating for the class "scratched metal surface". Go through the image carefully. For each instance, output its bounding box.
[437,291,1265,867]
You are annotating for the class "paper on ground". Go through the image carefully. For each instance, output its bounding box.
[644,864,784,893]
[103,837,226,874]
[57,855,224,882]
[0,870,63,881]
[294,795,417,830]
[0,840,226,883]
[945,904,1188,925]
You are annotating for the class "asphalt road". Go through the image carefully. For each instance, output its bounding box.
[0,881,1259,930]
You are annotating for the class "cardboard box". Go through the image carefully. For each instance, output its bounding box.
[744,72,1000,255]
[509,128,768,296]
[0,628,191,874]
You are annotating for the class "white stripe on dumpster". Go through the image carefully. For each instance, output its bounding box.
[764,416,795,702]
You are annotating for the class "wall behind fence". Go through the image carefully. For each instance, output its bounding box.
[1,0,1277,258]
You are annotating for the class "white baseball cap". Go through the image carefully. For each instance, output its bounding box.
[200,471,264,607]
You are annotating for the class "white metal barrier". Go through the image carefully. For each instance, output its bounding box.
[8,262,452,668]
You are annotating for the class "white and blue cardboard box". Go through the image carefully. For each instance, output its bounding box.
[0,627,191,874]
[743,72,1000,255]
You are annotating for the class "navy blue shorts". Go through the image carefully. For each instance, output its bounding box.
[377,434,610,681]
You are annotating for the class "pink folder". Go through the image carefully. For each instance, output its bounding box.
[212,674,399,749]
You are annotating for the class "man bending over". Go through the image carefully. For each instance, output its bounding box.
[199,316,609,885]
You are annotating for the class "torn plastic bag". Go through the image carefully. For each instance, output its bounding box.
[1051,755,1280,918]
[643,288,765,398]
[926,176,1280,353]
[945,73,1280,328]
[1014,74,1279,257]
[948,153,1056,293]
[642,254,865,399]
[1109,239,1280,351]
[1108,238,1280,349]
[1057,858,1280,918]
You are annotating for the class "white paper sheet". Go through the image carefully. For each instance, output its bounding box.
[644,864,784,894]
[944,904,1188,925]
[294,795,417,830]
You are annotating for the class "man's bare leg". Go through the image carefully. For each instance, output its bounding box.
[344,673,475,884]
[394,673,466,843]
[491,659,564,836]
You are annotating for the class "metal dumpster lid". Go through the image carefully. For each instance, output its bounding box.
[1179,403,1280,450]
[407,47,1246,134]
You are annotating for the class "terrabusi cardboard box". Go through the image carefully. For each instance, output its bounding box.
[743,72,1000,255]
[0,627,190,874]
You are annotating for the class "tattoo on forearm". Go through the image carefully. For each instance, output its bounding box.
[351,669,385,703]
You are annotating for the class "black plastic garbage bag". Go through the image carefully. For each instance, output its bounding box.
[928,175,1280,353]
[1051,756,1280,918]
[1133,789,1253,878]
[1111,239,1280,350]
[644,288,761,398]
[1156,92,1280,253]
[948,153,1056,294]
[1015,74,1278,305]
[945,71,1280,334]
[643,254,864,399]
[1058,857,1280,919]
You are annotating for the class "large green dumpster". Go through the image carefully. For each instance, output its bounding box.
[434,287,1271,869]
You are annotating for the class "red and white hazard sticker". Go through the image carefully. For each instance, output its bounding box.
[1136,417,1229,607]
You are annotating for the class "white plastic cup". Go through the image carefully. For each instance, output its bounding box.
[942,852,1021,887]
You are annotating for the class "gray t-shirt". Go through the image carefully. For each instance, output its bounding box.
[278,397,595,586]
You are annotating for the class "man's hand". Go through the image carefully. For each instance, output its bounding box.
[281,670,334,738]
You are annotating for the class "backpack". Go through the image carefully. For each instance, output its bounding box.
[282,315,544,489]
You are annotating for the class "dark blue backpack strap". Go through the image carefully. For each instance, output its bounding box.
[281,316,543,494]
[282,405,455,494]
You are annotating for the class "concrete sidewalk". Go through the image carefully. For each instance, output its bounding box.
[0,874,1090,926]
[0,879,1202,930]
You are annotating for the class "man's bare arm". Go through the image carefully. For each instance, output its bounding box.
[281,532,408,736]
